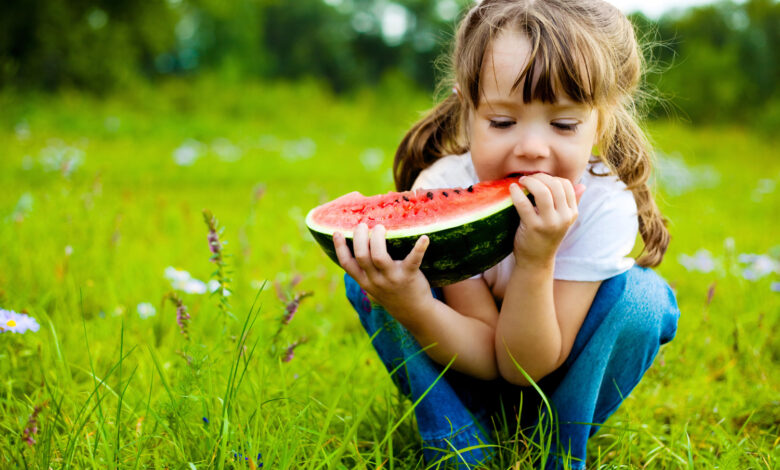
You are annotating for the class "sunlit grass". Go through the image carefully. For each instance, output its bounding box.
[0,77,777,468]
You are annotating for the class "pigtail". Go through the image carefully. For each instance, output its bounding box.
[600,107,669,267]
[393,93,467,191]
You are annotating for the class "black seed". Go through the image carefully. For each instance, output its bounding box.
[442,191,448,197]
[454,189,461,194]
[403,196,410,201]
[467,185,473,192]
[395,199,399,203]
[426,192,433,200]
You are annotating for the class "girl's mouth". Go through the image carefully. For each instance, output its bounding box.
[506,171,544,178]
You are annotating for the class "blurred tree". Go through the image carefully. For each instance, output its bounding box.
[0,0,178,92]
[634,0,779,127]
[1,0,777,130]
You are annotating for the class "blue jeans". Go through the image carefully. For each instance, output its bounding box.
[344,266,679,469]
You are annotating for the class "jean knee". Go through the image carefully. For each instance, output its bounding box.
[619,268,680,345]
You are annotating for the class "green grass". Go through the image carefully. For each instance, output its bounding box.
[0,77,778,468]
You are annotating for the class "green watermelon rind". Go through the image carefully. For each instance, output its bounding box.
[306,198,520,287]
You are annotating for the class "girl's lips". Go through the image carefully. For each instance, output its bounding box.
[506,171,544,178]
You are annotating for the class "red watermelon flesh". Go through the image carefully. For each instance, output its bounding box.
[307,177,518,233]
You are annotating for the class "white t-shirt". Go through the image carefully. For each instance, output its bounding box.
[412,152,638,299]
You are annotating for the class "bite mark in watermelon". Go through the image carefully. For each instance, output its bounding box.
[305,177,527,286]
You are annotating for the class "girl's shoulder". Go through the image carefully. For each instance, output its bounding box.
[412,152,478,190]
[578,162,637,215]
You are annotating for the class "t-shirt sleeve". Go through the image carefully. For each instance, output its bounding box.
[411,153,478,190]
[554,182,638,281]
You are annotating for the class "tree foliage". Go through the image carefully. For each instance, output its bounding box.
[631,0,779,129]
[1,0,777,127]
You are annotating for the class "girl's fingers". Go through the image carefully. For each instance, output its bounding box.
[519,176,552,214]
[369,225,393,269]
[564,181,581,208]
[333,232,366,282]
[510,183,537,221]
[352,223,376,274]
[533,173,567,209]
[403,235,429,271]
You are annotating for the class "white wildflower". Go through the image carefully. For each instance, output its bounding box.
[738,253,780,281]
[678,249,717,273]
[359,148,384,171]
[173,139,205,166]
[136,302,156,319]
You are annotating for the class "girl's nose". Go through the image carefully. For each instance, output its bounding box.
[512,128,549,160]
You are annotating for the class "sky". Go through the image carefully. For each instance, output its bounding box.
[607,0,743,18]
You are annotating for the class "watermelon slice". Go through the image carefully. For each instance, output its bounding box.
[305,177,524,286]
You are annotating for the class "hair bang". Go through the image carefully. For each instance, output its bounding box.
[510,26,599,105]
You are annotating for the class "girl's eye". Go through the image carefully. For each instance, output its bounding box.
[489,119,514,129]
[552,121,578,132]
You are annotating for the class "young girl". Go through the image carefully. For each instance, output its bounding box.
[333,1,679,468]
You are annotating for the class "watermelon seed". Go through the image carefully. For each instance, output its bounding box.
[454,189,461,194]
[467,185,473,192]
[403,196,410,201]
[426,192,433,200]
[442,191,448,197]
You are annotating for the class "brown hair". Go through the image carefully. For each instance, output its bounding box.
[393,0,668,267]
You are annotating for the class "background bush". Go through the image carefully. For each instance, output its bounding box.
[1,0,778,129]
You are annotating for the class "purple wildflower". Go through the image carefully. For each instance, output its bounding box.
[203,210,223,262]
[22,404,44,446]
[253,183,266,202]
[232,449,263,468]
[163,293,190,340]
[706,282,716,306]
[207,230,221,256]
[176,303,190,338]
[283,292,312,325]
[282,337,308,363]
[274,281,285,301]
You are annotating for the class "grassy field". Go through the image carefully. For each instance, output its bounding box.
[1,77,778,469]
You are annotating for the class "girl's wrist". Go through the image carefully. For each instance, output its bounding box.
[513,250,556,272]
[385,294,439,335]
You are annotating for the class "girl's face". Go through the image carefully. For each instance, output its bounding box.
[467,28,600,184]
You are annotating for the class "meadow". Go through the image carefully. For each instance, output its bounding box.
[1,77,778,468]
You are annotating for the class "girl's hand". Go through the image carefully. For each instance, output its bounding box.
[510,174,585,266]
[333,223,434,319]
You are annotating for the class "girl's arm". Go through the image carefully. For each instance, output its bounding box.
[441,274,600,385]
[334,224,500,379]
[494,174,597,386]
[497,273,600,385]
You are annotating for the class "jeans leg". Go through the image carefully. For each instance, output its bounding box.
[344,274,495,467]
[344,266,679,470]
[541,266,680,469]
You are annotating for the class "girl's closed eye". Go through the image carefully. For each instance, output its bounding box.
[489,118,515,129]
[551,120,579,132]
